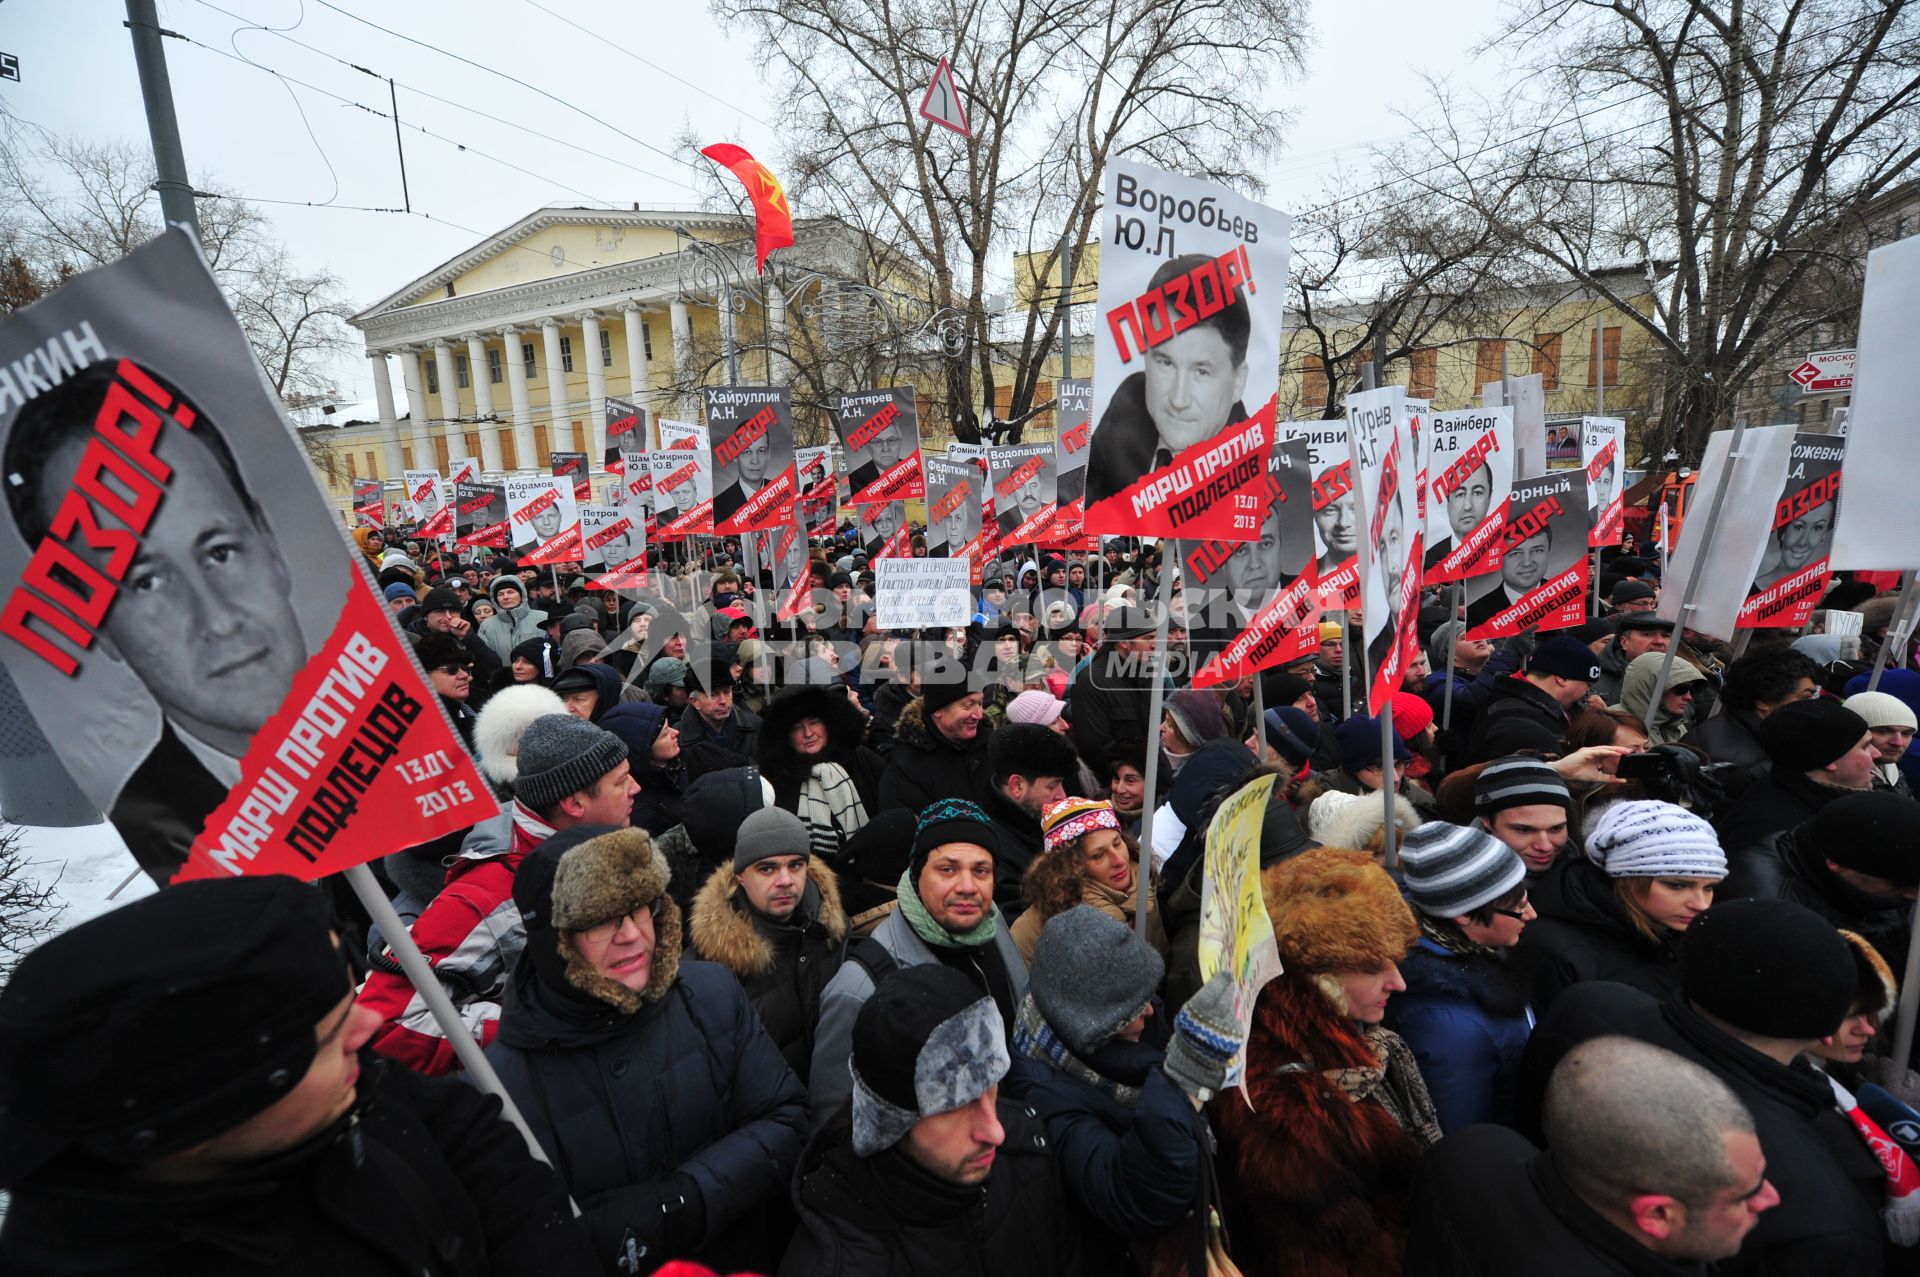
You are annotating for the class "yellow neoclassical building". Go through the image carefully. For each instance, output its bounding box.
[332,206,883,507]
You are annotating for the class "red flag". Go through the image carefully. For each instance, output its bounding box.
[700,143,795,274]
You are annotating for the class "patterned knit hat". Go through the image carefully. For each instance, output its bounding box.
[1040,797,1122,854]
[1399,821,1527,917]
[910,798,1000,879]
[1585,799,1727,879]
[1474,756,1571,817]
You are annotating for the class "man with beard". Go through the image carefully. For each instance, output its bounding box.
[1084,252,1251,509]
[714,426,774,526]
[1426,460,1494,571]
[1465,524,1553,629]
[3,362,311,884]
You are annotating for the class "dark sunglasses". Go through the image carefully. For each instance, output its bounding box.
[435,661,476,676]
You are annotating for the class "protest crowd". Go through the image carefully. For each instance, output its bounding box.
[2,158,1917,1277]
[10,515,1920,1277]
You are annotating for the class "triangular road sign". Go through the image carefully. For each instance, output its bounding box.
[919,55,971,137]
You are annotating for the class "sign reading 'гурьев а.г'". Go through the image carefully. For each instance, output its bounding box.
[0,229,493,888]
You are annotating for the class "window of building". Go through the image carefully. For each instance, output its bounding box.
[455,354,470,389]
[523,342,538,381]
[424,360,439,395]
[1410,348,1437,399]
[344,452,357,479]
[600,328,614,367]
[1587,325,1622,387]
[642,320,654,361]
[535,429,552,469]
[499,434,517,470]
[1532,332,1563,390]
[1475,340,1505,389]
[435,437,451,471]
[488,347,503,385]
[365,451,378,479]
[465,431,481,459]
[560,335,574,373]
[1301,354,1328,410]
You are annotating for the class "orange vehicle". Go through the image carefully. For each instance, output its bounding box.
[1621,470,1698,555]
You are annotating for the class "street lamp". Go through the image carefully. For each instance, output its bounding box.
[674,224,743,386]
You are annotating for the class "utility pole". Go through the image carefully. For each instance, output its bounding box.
[124,0,200,239]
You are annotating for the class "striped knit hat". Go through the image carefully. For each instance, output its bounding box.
[1399,821,1526,917]
[1585,799,1727,879]
[1474,756,1571,817]
[1041,797,1122,854]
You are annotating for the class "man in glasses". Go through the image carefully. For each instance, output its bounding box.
[415,632,480,747]
[1386,820,1537,1132]
[359,712,636,1075]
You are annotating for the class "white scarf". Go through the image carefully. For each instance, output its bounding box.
[796,761,868,859]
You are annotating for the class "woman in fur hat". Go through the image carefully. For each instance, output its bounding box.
[1010,797,1166,965]
[489,825,808,1275]
[1211,847,1440,1277]
[755,684,884,867]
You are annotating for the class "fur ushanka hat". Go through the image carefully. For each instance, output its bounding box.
[514,826,682,1014]
[1261,847,1418,976]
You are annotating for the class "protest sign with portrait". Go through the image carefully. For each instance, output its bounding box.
[618,446,654,533]
[1738,433,1844,629]
[925,454,986,576]
[989,442,1057,545]
[651,419,712,540]
[1462,471,1591,639]
[1084,159,1291,542]
[604,395,645,472]
[1424,407,1514,583]
[1191,436,1320,688]
[581,503,647,590]
[551,451,590,503]
[448,456,479,486]
[796,445,838,539]
[353,477,384,528]
[706,385,796,535]
[1285,417,1360,611]
[0,228,493,886]
[454,481,507,550]
[505,474,580,565]
[1052,377,1094,543]
[1347,386,1421,714]
[837,387,924,505]
[861,500,911,560]
[403,468,452,538]
[1582,416,1625,546]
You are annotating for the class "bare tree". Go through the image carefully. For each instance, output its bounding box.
[0,823,61,981]
[0,127,360,442]
[712,0,1308,442]
[1391,0,1920,462]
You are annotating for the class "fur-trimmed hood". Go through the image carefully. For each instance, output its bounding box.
[472,684,567,786]
[688,857,847,978]
[893,695,939,752]
[756,683,869,785]
[1839,928,1898,1023]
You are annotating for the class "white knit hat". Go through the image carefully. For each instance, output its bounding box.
[1585,799,1727,879]
[1844,691,1919,732]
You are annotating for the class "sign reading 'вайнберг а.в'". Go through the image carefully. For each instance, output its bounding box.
[1083,160,1292,542]
[0,229,493,887]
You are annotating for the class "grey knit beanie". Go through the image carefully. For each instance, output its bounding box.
[1030,905,1165,1056]
[1584,799,1727,879]
[1428,619,1466,672]
[1399,821,1526,918]
[513,715,629,813]
[733,806,810,872]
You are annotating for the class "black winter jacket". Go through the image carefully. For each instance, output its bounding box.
[876,697,995,816]
[677,702,761,782]
[1722,827,1911,975]
[758,685,888,824]
[1518,982,1886,1277]
[1068,651,1156,783]
[688,858,850,1082]
[778,1104,1097,1277]
[1715,767,1846,856]
[1465,676,1574,764]
[1408,1124,1709,1277]
[0,1059,595,1277]
[488,960,808,1275]
[981,786,1046,914]
[1511,858,1682,1013]
[1681,706,1770,787]
[1002,1029,1204,1244]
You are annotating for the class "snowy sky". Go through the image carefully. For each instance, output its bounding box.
[0,0,1510,403]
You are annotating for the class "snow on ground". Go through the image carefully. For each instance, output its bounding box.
[10,820,155,952]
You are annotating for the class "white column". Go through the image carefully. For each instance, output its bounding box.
[764,287,787,383]
[579,310,609,465]
[541,318,573,454]
[502,325,536,471]
[623,303,650,443]
[670,299,694,419]
[369,351,405,479]
[465,332,503,474]
[399,348,432,467]
[432,342,466,463]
